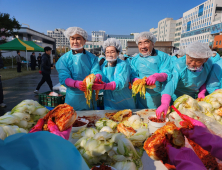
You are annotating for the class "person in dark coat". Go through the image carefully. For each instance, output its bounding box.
[30,52,36,70]
[0,52,6,107]
[34,47,54,94]
[37,53,42,70]
[16,51,22,72]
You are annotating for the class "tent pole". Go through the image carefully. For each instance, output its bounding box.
[26,50,28,71]
[11,51,13,69]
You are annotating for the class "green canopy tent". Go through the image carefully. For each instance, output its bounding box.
[0,38,44,70]
[21,40,44,52]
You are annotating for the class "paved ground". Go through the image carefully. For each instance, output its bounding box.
[0,69,59,116]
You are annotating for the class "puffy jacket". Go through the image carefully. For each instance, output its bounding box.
[41,53,51,74]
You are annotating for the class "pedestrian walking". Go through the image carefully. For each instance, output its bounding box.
[16,51,22,72]
[34,47,53,94]
[30,52,36,70]
[37,53,42,70]
[0,52,6,107]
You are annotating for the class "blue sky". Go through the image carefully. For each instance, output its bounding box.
[0,0,205,35]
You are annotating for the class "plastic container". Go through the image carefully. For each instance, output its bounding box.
[148,115,168,128]
[97,93,104,110]
[71,118,89,133]
[38,91,65,107]
[45,106,54,111]
[148,115,169,134]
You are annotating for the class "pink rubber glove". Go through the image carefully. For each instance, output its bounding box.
[29,118,44,133]
[146,73,168,86]
[198,83,206,99]
[156,94,171,119]
[179,115,206,128]
[181,126,222,160]
[92,82,116,91]
[132,78,140,83]
[104,82,116,90]
[47,120,71,140]
[166,142,206,170]
[65,78,85,91]
[92,83,105,90]
[94,74,102,83]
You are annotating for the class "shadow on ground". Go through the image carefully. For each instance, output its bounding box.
[0,69,59,116]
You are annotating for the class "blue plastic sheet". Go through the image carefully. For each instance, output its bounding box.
[0,132,89,170]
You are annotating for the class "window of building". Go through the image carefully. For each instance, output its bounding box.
[216,41,218,45]
[220,41,221,45]
[187,21,191,31]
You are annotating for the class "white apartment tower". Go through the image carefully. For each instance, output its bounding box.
[180,0,222,49]
[174,18,183,48]
[150,28,158,38]
[47,29,70,48]
[157,18,176,41]
[150,18,182,48]
[91,30,106,42]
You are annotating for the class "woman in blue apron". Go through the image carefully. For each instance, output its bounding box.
[92,38,136,110]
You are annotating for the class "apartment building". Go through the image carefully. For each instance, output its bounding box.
[180,0,222,49]
[174,18,183,48]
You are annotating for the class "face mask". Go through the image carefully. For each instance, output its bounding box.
[71,46,84,51]
[187,65,203,72]
[106,58,117,62]
[140,51,152,57]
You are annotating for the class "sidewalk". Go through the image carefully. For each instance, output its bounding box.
[0,69,59,116]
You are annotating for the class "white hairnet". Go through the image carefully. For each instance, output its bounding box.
[135,32,157,44]
[177,49,186,56]
[118,54,124,60]
[186,41,213,59]
[64,27,88,40]
[103,38,122,52]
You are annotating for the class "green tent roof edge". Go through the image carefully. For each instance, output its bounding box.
[21,40,44,52]
[0,38,34,51]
